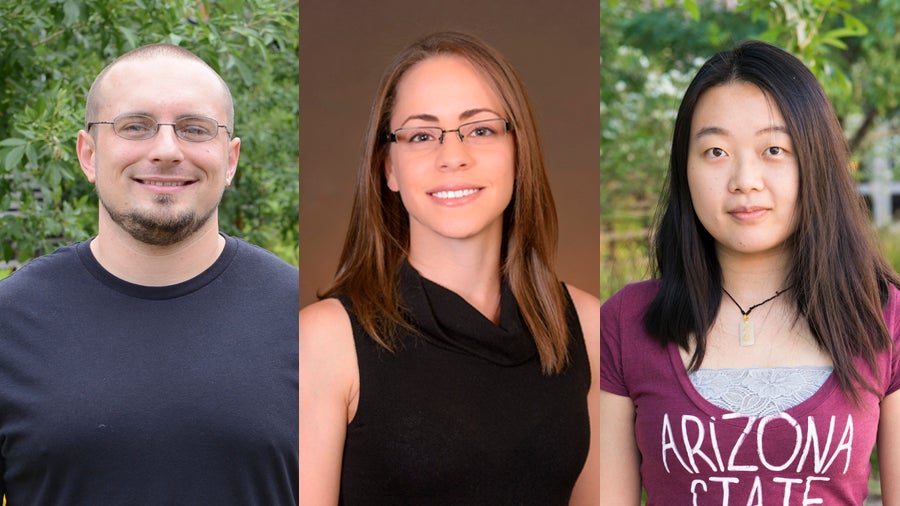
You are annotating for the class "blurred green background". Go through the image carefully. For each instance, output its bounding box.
[0,0,299,278]
[602,0,900,302]
[603,0,898,499]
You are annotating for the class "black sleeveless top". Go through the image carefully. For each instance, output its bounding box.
[337,262,591,505]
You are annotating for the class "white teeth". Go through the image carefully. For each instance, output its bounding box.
[431,188,479,199]
[143,180,186,187]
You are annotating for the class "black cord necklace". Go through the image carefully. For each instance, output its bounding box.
[722,286,792,346]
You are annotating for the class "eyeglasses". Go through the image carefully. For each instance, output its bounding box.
[387,118,512,153]
[86,114,231,142]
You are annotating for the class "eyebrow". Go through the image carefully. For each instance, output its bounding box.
[693,125,790,139]
[399,108,503,127]
[117,111,215,121]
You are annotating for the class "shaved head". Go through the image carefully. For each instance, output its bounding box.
[85,43,234,133]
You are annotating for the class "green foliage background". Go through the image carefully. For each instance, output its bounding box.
[602,0,900,301]
[604,2,900,497]
[0,0,299,266]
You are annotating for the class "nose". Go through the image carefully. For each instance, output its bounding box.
[436,130,471,171]
[729,153,764,193]
[147,124,184,165]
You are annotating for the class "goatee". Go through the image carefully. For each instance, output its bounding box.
[102,194,217,246]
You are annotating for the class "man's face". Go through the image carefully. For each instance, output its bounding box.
[77,55,240,246]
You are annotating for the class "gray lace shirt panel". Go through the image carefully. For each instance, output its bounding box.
[689,366,833,417]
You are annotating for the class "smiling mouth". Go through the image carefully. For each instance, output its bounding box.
[136,179,192,187]
[430,188,481,199]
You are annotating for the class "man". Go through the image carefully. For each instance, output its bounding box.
[0,44,298,504]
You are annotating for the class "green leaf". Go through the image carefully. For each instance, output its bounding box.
[62,0,80,25]
[843,13,868,34]
[821,36,849,50]
[0,138,27,147]
[25,142,38,166]
[684,0,700,20]
[824,26,867,41]
[118,26,138,50]
[4,145,25,171]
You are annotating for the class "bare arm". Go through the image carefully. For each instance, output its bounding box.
[598,390,642,505]
[299,299,358,505]
[879,389,900,506]
[567,285,601,505]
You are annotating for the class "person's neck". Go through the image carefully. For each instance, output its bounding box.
[407,234,503,323]
[90,218,226,287]
[717,247,792,302]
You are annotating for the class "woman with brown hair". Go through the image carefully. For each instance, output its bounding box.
[600,40,900,504]
[300,32,599,504]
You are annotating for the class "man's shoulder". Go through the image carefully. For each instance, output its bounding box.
[0,243,83,290]
[225,237,298,301]
[231,237,298,274]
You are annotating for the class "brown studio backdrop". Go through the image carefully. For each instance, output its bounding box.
[299,0,600,307]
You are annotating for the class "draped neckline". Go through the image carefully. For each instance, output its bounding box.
[398,261,537,366]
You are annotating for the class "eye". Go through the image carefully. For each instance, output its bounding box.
[704,147,727,158]
[468,125,497,137]
[399,128,438,144]
[180,125,209,136]
[765,146,784,156]
[410,132,435,143]
[117,117,154,133]
[176,118,216,139]
[181,125,212,137]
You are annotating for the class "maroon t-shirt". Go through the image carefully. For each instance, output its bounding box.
[601,280,900,505]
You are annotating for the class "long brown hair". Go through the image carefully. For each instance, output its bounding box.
[321,31,569,374]
[644,40,900,402]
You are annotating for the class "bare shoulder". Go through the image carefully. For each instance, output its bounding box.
[299,298,358,499]
[565,284,600,340]
[566,284,603,503]
[300,297,352,335]
[299,298,357,399]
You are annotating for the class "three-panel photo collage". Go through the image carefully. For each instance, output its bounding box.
[1,1,897,504]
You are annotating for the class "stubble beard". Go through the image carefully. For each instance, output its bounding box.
[101,193,219,247]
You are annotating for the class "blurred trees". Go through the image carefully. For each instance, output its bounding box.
[602,0,900,220]
[0,0,299,265]
[601,0,900,296]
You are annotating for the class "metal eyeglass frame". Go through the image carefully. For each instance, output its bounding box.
[86,113,231,142]
[386,118,512,145]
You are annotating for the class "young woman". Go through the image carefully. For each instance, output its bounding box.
[300,31,599,505]
[600,40,900,505]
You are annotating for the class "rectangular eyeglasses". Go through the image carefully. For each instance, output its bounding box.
[387,118,511,153]
[86,113,231,142]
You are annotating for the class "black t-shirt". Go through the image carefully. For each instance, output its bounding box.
[0,236,298,505]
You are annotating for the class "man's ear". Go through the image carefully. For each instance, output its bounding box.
[77,130,97,183]
[225,136,241,186]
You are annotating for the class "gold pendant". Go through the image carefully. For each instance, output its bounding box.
[739,316,754,346]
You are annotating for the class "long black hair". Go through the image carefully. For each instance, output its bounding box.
[644,40,899,402]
